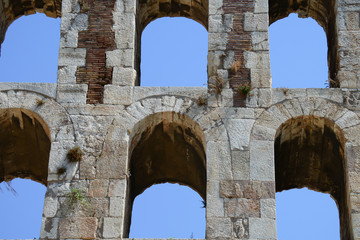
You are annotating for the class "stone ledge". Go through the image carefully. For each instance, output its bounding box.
[0,82,57,98]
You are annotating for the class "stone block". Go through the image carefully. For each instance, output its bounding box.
[207,217,232,238]
[108,179,127,197]
[231,150,250,180]
[59,217,98,239]
[244,13,268,31]
[112,67,137,86]
[109,197,125,217]
[40,217,59,239]
[58,48,87,67]
[103,217,122,238]
[225,119,254,150]
[103,85,133,105]
[89,179,109,197]
[224,198,260,217]
[56,84,88,103]
[231,218,249,239]
[250,140,275,181]
[249,217,276,239]
[260,198,276,219]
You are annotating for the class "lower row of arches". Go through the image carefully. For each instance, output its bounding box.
[0,109,355,239]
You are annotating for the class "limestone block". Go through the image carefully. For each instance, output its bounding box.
[338,11,360,31]
[59,217,98,239]
[43,196,59,218]
[58,48,86,67]
[0,83,57,98]
[232,218,249,239]
[352,214,360,238]
[48,140,76,174]
[60,30,78,48]
[209,14,233,33]
[207,141,233,180]
[103,217,122,238]
[336,110,360,129]
[244,13,268,32]
[224,198,260,217]
[260,198,276,219]
[126,100,154,120]
[250,140,275,181]
[207,217,232,238]
[251,124,276,141]
[254,0,268,13]
[79,155,96,179]
[225,119,254,150]
[231,150,250,180]
[106,49,134,68]
[209,33,228,51]
[207,196,225,217]
[251,32,269,51]
[0,91,8,108]
[62,0,81,13]
[245,51,270,70]
[249,217,276,239]
[209,0,223,15]
[112,67,137,86]
[40,217,59,239]
[109,197,125,217]
[58,66,77,84]
[103,85,133,105]
[89,179,109,197]
[251,68,271,88]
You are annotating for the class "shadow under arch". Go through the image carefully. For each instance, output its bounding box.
[0,108,51,186]
[269,0,338,87]
[125,111,206,237]
[275,115,353,239]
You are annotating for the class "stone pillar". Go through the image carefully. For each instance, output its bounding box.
[57,0,137,104]
[207,0,271,108]
[337,0,360,88]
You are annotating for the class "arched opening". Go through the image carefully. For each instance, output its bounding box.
[0,13,60,82]
[135,0,208,86]
[269,0,338,87]
[0,108,51,239]
[0,178,46,239]
[0,0,61,51]
[276,188,340,240]
[275,116,353,239]
[126,112,206,238]
[269,13,328,88]
[130,183,206,238]
[140,17,208,86]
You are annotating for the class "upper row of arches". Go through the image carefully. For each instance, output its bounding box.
[0,0,339,88]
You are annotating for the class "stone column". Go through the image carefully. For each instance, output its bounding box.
[337,0,360,88]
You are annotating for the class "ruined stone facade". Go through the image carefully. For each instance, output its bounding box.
[1,0,360,239]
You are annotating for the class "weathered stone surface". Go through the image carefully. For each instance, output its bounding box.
[59,217,98,239]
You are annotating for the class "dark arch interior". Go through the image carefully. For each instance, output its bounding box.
[0,0,61,52]
[275,116,353,239]
[269,0,338,87]
[125,112,206,237]
[0,108,51,186]
[135,0,208,85]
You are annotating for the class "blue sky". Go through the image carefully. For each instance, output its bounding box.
[0,13,339,239]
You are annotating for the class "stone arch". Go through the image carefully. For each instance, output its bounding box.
[125,111,206,237]
[268,0,338,86]
[0,90,75,181]
[0,0,61,51]
[250,97,358,240]
[135,0,208,85]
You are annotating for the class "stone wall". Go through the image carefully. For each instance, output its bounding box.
[1,0,360,239]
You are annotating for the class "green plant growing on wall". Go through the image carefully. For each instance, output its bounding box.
[67,147,84,162]
[66,188,90,209]
[237,83,252,97]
